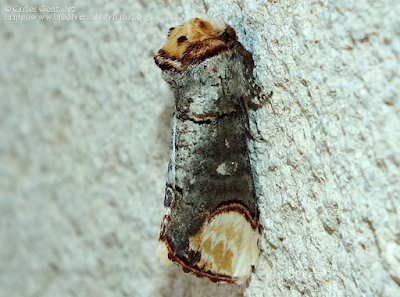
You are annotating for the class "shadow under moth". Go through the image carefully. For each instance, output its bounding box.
[154,18,265,284]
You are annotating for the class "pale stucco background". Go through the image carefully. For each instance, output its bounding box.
[1,1,399,297]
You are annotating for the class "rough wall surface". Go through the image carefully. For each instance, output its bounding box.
[1,1,399,297]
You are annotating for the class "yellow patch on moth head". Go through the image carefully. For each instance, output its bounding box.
[188,210,260,282]
[161,18,226,60]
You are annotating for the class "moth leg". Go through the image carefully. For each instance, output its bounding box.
[241,89,274,142]
[248,90,274,113]
[241,96,262,142]
[240,94,252,134]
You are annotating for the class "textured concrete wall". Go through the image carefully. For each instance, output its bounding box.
[1,1,399,296]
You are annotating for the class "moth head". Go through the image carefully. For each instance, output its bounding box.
[155,18,240,71]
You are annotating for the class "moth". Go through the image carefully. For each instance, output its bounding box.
[154,18,262,284]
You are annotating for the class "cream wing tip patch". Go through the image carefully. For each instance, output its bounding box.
[189,211,259,281]
[156,242,173,266]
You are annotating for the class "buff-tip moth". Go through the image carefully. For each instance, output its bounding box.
[154,18,264,284]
